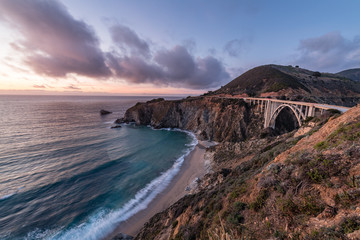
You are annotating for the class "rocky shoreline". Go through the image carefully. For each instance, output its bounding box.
[119,96,265,142]
[111,95,360,239]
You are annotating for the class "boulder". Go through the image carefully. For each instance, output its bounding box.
[100,109,112,115]
[114,118,125,124]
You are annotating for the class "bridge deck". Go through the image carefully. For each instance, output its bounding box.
[212,96,351,129]
[239,97,350,113]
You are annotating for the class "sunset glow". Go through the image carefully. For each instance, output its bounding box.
[0,0,359,95]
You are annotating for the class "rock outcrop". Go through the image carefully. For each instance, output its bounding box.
[123,97,263,142]
[116,64,360,240]
[100,109,112,115]
[134,104,360,240]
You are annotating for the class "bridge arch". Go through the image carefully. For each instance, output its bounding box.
[268,104,305,129]
[240,97,349,130]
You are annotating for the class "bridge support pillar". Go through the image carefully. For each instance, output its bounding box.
[307,106,315,117]
[264,100,271,128]
[240,97,348,130]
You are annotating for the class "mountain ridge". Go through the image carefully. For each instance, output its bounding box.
[337,68,360,82]
[113,63,360,240]
[211,64,360,107]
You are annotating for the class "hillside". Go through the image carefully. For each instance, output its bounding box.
[215,65,310,97]
[337,68,360,82]
[112,64,360,240]
[213,65,360,107]
[132,103,360,240]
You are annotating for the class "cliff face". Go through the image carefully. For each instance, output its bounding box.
[134,105,360,240]
[116,64,360,240]
[123,97,263,142]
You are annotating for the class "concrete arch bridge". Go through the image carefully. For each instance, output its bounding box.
[240,97,350,129]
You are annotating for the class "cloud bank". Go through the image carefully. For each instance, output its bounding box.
[107,41,229,89]
[296,32,360,72]
[0,0,111,78]
[0,0,229,89]
[110,24,150,58]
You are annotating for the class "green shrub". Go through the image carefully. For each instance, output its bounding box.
[313,122,360,152]
[229,191,239,200]
[314,141,329,151]
[226,212,244,225]
[299,195,324,216]
[277,197,299,216]
[250,190,269,211]
[340,216,360,234]
[335,190,360,208]
[234,201,247,212]
[312,71,321,77]
[328,122,360,144]
[265,82,289,92]
[305,227,344,240]
[226,201,247,225]
[307,168,324,183]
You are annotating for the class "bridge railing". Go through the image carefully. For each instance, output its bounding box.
[240,97,350,113]
[211,96,351,129]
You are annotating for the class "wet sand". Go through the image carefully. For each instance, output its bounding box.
[106,141,210,239]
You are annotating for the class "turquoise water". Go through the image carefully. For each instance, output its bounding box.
[0,95,196,240]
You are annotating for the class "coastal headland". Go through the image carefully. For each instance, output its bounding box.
[111,65,360,240]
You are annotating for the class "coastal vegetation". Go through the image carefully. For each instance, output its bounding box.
[130,100,360,240]
[114,64,360,240]
[214,65,360,107]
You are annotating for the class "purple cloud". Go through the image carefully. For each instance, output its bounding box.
[155,45,229,88]
[295,32,360,72]
[108,45,229,89]
[0,0,230,89]
[186,55,230,88]
[0,0,111,78]
[106,53,164,84]
[110,24,150,58]
[154,45,196,80]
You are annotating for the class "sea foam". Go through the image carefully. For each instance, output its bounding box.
[0,193,15,201]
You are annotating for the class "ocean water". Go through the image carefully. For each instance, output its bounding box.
[0,95,196,240]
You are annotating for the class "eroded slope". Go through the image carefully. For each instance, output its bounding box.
[135,105,360,240]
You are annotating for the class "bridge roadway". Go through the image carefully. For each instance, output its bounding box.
[217,96,350,129]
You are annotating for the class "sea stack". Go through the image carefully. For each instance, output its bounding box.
[100,109,112,115]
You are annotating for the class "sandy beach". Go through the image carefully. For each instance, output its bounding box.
[106,141,210,239]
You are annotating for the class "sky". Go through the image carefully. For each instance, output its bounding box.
[0,0,359,96]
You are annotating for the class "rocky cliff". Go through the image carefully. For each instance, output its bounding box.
[122,97,264,142]
[133,104,360,240]
[116,64,360,240]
